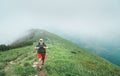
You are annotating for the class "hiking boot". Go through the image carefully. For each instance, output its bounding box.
[37,66,42,71]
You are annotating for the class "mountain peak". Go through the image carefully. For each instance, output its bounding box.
[28,28,47,33]
[12,29,59,44]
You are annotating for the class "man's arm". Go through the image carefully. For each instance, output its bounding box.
[34,45,39,50]
[43,43,48,49]
[44,46,48,49]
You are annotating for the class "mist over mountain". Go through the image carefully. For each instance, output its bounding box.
[0,0,120,67]
[0,0,120,44]
[55,31,120,66]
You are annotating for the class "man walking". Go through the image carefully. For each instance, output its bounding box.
[35,38,48,71]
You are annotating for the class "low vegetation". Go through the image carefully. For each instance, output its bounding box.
[0,29,120,76]
[0,41,34,52]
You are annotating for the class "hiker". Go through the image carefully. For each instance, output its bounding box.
[35,38,48,71]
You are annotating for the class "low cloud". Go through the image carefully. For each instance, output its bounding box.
[0,0,120,44]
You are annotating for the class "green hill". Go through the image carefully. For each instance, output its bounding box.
[0,29,120,76]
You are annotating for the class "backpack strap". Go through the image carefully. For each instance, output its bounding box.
[38,42,46,46]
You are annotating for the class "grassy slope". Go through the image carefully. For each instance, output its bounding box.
[0,29,120,76]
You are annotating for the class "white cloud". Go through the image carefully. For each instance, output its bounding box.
[0,0,120,44]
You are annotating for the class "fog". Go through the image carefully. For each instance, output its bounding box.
[0,0,120,45]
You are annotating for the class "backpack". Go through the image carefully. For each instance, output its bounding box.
[38,42,46,48]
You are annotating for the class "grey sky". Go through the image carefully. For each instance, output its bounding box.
[0,0,120,44]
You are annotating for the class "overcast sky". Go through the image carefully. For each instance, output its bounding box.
[0,0,120,44]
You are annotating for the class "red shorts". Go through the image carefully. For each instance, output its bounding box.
[38,53,46,61]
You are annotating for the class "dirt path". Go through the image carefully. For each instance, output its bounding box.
[38,66,47,76]
[4,59,17,72]
[33,62,47,76]
[4,52,35,72]
[4,64,11,71]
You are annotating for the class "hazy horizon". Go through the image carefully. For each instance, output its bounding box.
[0,0,120,45]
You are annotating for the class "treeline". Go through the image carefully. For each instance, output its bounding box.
[0,41,34,52]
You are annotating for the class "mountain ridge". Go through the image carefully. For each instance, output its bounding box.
[0,29,120,76]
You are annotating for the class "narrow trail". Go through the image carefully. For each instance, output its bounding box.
[33,62,47,76]
[39,66,47,76]
[4,64,11,72]
[4,51,35,72]
[4,57,18,72]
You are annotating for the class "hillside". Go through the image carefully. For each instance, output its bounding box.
[0,29,120,76]
[59,34,120,66]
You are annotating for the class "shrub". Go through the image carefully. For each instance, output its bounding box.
[0,63,6,70]
[0,41,33,52]
[0,71,5,76]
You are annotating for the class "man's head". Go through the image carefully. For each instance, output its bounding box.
[39,38,43,43]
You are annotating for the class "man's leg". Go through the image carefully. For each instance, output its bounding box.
[37,54,42,69]
[41,54,46,65]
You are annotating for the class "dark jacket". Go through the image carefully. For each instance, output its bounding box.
[37,42,46,54]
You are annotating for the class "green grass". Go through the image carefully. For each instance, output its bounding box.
[0,29,120,76]
[45,39,120,76]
